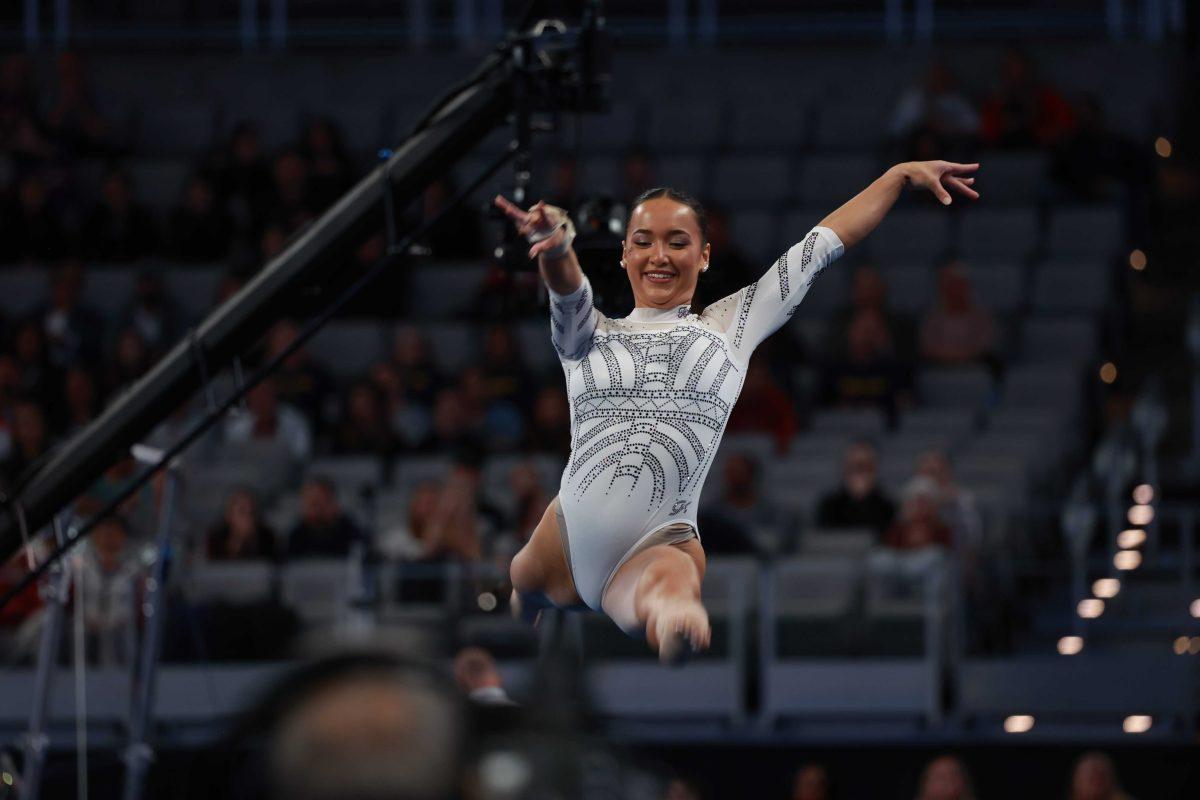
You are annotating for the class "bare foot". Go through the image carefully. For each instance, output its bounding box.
[652,599,711,667]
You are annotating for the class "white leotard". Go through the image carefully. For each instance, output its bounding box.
[548,225,845,610]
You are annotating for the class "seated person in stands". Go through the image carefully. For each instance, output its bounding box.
[915,755,977,800]
[223,376,312,463]
[826,264,916,364]
[522,384,571,457]
[979,47,1075,149]
[1068,752,1134,800]
[332,380,398,458]
[77,515,142,665]
[452,645,515,706]
[698,453,783,557]
[206,487,278,561]
[918,261,999,374]
[791,763,832,800]
[818,309,908,430]
[285,476,363,558]
[725,356,798,454]
[815,440,896,535]
[882,475,952,551]
[915,449,982,549]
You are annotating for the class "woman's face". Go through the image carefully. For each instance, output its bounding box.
[622,197,710,310]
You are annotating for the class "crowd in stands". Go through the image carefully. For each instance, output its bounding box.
[0,43,1140,662]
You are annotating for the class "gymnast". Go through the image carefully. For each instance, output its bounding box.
[495,159,979,663]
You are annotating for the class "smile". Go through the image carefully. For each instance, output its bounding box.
[644,271,677,284]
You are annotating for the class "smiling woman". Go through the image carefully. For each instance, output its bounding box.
[492,158,978,664]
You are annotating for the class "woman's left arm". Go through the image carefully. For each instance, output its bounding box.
[819,161,980,250]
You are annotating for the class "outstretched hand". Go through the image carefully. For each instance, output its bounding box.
[900,161,980,206]
[493,195,567,259]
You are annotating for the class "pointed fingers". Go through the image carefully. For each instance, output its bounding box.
[493,194,528,223]
[947,176,980,199]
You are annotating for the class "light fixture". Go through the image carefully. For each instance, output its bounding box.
[1132,484,1154,505]
[1123,715,1152,734]
[1128,250,1147,270]
[1154,137,1172,158]
[1174,636,1190,655]
[1004,715,1035,734]
[1114,550,1142,570]
[1057,636,1084,655]
[1117,529,1146,549]
[1093,578,1120,598]
[1190,599,1200,618]
[1191,638,1200,656]
[1078,598,1105,618]
[1128,505,1154,526]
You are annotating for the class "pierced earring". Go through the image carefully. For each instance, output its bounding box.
[702,263,710,272]
[620,259,626,268]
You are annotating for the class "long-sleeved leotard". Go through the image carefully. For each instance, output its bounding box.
[547,225,845,610]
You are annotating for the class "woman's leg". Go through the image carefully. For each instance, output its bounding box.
[509,498,583,620]
[601,538,710,664]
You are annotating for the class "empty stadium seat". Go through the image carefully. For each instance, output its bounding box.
[1047,205,1124,258]
[136,102,219,157]
[0,269,48,318]
[187,560,276,605]
[409,264,488,319]
[579,155,622,198]
[916,366,995,409]
[162,266,224,322]
[1019,317,1096,365]
[712,155,794,209]
[974,151,1047,204]
[957,208,1039,260]
[655,156,708,197]
[880,264,934,314]
[814,102,888,150]
[280,559,353,624]
[867,208,952,264]
[307,321,387,379]
[799,527,875,558]
[127,157,192,209]
[799,154,877,207]
[1032,263,1111,313]
[729,102,808,150]
[307,455,385,491]
[646,102,726,153]
[810,408,887,435]
[730,210,780,265]
[961,262,1024,315]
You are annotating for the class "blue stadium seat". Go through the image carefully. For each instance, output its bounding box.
[1019,317,1097,365]
[712,154,794,209]
[961,263,1024,315]
[655,156,708,197]
[729,210,779,265]
[421,323,474,371]
[162,265,224,323]
[1047,205,1124,258]
[84,268,136,319]
[409,264,488,319]
[799,154,878,208]
[729,101,808,151]
[867,208,952,265]
[187,560,276,605]
[916,366,995,409]
[127,157,192,210]
[880,264,935,314]
[280,559,353,624]
[646,102,726,153]
[974,151,1047,204]
[1032,263,1111,313]
[307,321,387,379]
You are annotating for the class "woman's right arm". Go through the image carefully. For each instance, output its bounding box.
[493,196,584,295]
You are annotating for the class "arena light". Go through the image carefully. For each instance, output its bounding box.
[1114,550,1142,570]
[1154,137,1172,158]
[1099,362,1118,384]
[1191,638,1200,656]
[1174,636,1190,655]
[1057,636,1084,655]
[1127,505,1154,526]
[1190,599,1200,618]
[1077,598,1105,618]
[1117,529,1146,549]
[1129,249,1147,271]
[1132,484,1154,505]
[1093,578,1121,599]
[477,592,498,612]
[1123,715,1152,734]
[1004,715,1035,734]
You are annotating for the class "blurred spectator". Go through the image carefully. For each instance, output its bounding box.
[815,440,896,534]
[206,121,273,236]
[979,48,1075,149]
[77,515,141,665]
[80,456,159,541]
[426,387,481,453]
[206,488,279,561]
[461,365,522,451]
[80,166,160,262]
[0,399,51,492]
[419,454,504,563]
[263,650,465,800]
[105,327,154,395]
[0,54,55,162]
[915,450,982,549]
[452,645,515,705]
[889,61,979,162]
[664,777,703,800]
[819,309,907,429]
[369,361,430,451]
[693,206,755,310]
[470,261,543,321]
[523,384,571,456]
[883,476,952,551]
[391,326,442,406]
[726,357,798,453]
[918,261,999,371]
[2,173,70,262]
[44,52,111,155]
[224,377,313,463]
[1049,94,1145,203]
[1068,752,1135,800]
[698,453,780,556]
[378,480,440,561]
[792,763,831,800]
[915,755,976,800]
[120,270,179,355]
[40,261,103,368]
[299,116,353,211]
[264,320,336,436]
[420,177,483,260]
[12,319,61,407]
[481,324,533,409]
[61,365,100,436]
[621,148,653,201]
[828,264,914,362]
[491,460,551,566]
[269,149,314,233]
[332,380,398,458]
[286,476,363,558]
[167,173,234,260]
